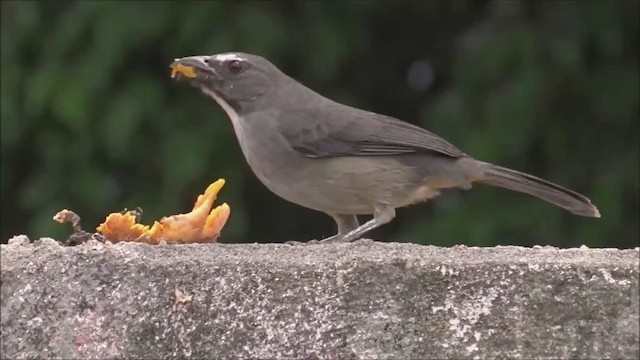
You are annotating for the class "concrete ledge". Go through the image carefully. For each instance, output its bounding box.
[1,236,638,359]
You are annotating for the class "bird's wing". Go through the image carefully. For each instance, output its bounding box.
[277,105,465,159]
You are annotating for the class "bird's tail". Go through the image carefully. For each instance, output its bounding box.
[478,163,600,218]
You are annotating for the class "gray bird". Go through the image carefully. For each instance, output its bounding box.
[170,52,600,243]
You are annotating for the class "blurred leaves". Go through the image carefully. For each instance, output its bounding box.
[1,0,638,248]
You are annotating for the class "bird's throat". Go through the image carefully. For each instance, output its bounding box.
[200,87,247,149]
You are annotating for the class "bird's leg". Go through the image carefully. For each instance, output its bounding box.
[334,213,360,235]
[320,203,395,243]
[285,214,359,245]
[318,214,359,243]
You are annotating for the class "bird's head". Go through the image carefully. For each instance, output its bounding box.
[170,52,284,113]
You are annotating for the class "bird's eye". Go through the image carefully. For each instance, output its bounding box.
[227,60,243,74]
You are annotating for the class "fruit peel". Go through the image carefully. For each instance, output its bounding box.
[55,179,230,245]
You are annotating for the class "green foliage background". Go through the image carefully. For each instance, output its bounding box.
[1,1,638,248]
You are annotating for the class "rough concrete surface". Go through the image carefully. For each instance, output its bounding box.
[1,235,638,360]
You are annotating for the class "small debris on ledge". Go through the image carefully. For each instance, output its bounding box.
[173,286,193,311]
[53,209,105,246]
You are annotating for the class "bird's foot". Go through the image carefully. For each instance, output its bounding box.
[284,234,373,245]
[321,236,374,244]
[319,234,351,243]
[284,240,307,246]
[284,239,322,246]
[284,235,351,245]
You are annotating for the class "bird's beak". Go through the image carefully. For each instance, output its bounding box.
[169,56,219,80]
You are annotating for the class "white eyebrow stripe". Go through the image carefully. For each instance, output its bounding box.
[215,53,244,62]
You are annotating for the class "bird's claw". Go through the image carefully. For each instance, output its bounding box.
[284,240,314,246]
[319,234,348,243]
[284,234,373,246]
[284,236,343,245]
